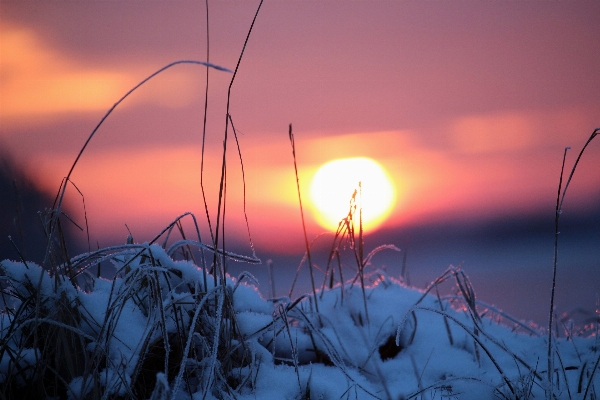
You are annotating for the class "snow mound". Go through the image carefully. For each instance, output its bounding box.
[1,244,598,399]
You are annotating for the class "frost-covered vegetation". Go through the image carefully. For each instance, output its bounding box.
[1,230,599,399]
[1,2,599,398]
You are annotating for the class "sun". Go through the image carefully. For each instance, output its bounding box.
[309,157,396,232]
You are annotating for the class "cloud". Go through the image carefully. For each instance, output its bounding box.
[451,112,537,154]
[0,26,128,120]
[0,25,208,126]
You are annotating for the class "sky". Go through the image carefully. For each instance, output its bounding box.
[1,0,600,324]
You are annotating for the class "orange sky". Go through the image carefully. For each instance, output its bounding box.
[1,0,600,257]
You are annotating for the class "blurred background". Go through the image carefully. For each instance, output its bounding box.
[1,0,599,326]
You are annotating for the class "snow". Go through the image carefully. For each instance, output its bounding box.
[1,243,599,399]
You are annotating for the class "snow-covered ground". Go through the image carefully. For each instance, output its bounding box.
[1,239,598,399]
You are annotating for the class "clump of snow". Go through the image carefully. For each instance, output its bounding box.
[1,244,599,399]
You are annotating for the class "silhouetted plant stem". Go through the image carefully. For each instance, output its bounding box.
[289,124,319,313]
[199,0,213,292]
[357,182,369,324]
[547,128,599,398]
[213,0,264,284]
[228,114,257,259]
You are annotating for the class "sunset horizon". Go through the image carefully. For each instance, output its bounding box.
[2,0,599,325]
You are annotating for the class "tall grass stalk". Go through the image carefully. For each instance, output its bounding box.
[548,128,599,398]
[356,182,369,325]
[288,124,319,313]
[228,114,256,260]
[212,0,264,286]
[199,0,215,251]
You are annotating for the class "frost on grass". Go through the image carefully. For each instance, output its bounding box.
[1,244,599,399]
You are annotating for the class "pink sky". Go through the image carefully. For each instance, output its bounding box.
[1,0,600,256]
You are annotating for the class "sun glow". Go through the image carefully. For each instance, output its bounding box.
[309,157,396,232]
